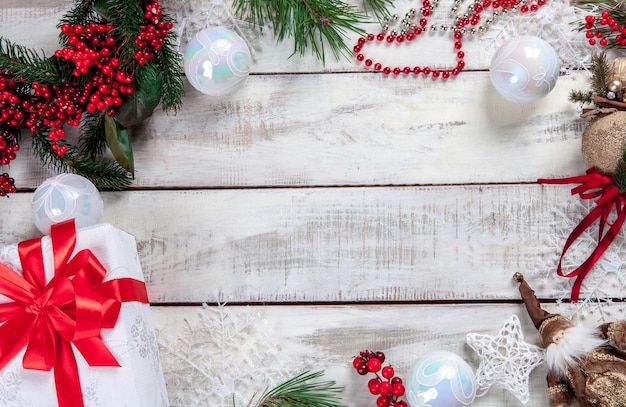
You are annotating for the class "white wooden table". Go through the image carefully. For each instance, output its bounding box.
[1,1,612,406]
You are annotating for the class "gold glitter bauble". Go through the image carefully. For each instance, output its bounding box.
[581,111,626,174]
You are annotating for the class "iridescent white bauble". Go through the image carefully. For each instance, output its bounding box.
[183,27,252,96]
[489,35,560,103]
[31,174,103,235]
[406,351,476,407]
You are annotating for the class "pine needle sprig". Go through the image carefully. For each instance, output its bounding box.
[362,0,393,23]
[78,111,107,159]
[252,371,346,407]
[103,0,144,72]
[154,32,184,112]
[590,52,610,97]
[233,0,383,63]
[32,133,133,190]
[0,38,67,85]
[58,0,99,40]
[568,89,594,105]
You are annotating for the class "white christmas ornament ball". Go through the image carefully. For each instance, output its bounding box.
[31,174,103,235]
[406,351,476,407]
[489,35,560,103]
[183,27,252,96]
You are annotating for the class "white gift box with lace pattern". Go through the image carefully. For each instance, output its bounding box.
[0,224,169,407]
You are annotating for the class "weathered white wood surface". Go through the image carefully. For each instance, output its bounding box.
[154,303,615,407]
[0,184,597,303]
[0,1,606,406]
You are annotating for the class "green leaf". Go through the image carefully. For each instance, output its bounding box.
[116,62,163,127]
[93,0,114,20]
[104,115,134,175]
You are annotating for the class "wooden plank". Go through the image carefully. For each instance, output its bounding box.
[0,0,588,73]
[154,303,625,406]
[0,184,614,303]
[8,72,588,189]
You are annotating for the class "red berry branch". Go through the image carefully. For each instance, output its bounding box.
[0,0,183,195]
[352,350,407,407]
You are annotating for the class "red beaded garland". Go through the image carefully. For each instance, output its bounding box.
[354,0,547,78]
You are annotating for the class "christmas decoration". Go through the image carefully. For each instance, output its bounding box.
[0,0,184,195]
[0,220,167,407]
[183,27,252,96]
[31,173,103,235]
[405,351,476,407]
[514,273,626,407]
[353,0,548,78]
[489,35,560,103]
[352,350,408,407]
[232,0,392,63]
[537,50,626,302]
[251,370,345,407]
[466,314,545,404]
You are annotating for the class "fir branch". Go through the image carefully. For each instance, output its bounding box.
[156,31,185,112]
[569,89,594,105]
[234,0,380,63]
[58,0,99,40]
[0,38,67,84]
[78,111,107,159]
[590,52,610,98]
[103,0,145,72]
[362,0,393,23]
[253,371,346,407]
[32,133,133,190]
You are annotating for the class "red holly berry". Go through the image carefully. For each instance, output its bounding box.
[367,358,382,373]
[368,378,381,395]
[381,366,395,379]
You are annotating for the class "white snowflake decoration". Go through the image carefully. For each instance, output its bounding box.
[531,197,626,324]
[466,314,545,404]
[157,304,310,407]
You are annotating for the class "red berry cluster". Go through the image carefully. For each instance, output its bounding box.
[134,2,174,65]
[353,351,407,407]
[0,173,16,196]
[583,11,626,47]
[55,22,133,117]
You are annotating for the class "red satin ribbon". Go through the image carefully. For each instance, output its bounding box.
[538,168,626,302]
[0,220,149,407]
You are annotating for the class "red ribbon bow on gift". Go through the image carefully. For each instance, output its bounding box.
[539,168,626,302]
[0,219,149,407]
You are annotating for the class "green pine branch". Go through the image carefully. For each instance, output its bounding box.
[58,0,99,35]
[251,371,346,407]
[569,89,594,105]
[233,0,388,63]
[99,0,144,72]
[0,38,68,85]
[590,52,610,97]
[78,111,108,159]
[154,31,184,112]
[32,132,133,190]
[362,0,393,22]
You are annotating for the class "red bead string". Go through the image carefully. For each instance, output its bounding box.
[353,0,547,78]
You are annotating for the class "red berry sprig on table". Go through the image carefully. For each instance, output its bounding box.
[583,10,626,47]
[353,350,407,407]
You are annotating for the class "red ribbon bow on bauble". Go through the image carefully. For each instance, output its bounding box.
[539,168,626,302]
[0,219,149,407]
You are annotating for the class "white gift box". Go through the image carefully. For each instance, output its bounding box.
[0,223,169,407]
